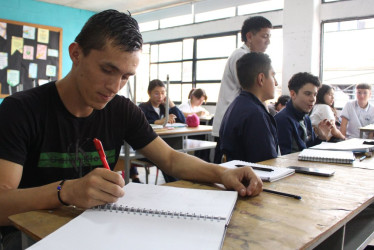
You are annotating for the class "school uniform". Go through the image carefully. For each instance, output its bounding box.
[219,91,278,163]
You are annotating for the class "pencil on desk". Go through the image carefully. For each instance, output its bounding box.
[263,188,302,200]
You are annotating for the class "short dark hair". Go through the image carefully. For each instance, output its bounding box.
[275,95,290,107]
[188,88,208,102]
[241,16,272,42]
[148,79,165,93]
[316,84,333,105]
[75,9,143,56]
[356,83,371,90]
[288,72,321,93]
[236,52,272,90]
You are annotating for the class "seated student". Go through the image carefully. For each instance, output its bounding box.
[340,83,374,139]
[139,79,185,125]
[139,79,186,182]
[268,95,290,116]
[0,10,263,249]
[274,72,333,155]
[219,52,279,163]
[310,84,345,141]
[179,88,209,118]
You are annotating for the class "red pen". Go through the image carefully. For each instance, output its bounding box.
[93,138,111,170]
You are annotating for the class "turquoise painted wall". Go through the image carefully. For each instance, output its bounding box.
[0,0,95,77]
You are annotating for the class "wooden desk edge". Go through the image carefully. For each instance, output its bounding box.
[9,206,84,241]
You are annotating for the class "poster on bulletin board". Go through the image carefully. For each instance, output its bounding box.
[0,18,62,99]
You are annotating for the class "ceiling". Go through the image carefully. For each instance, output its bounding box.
[37,0,198,15]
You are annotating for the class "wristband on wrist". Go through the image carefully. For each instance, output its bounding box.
[57,180,70,206]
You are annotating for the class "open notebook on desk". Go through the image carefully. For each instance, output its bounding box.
[28,183,237,250]
[310,138,374,153]
[220,160,295,182]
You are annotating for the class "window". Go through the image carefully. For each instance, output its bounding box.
[238,0,283,15]
[137,39,193,103]
[160,14,193,29]
[138,20,158,32]
[321,18,374,108]
[266,28,284,99]
[195,34,238,103]
[195,7,235,23]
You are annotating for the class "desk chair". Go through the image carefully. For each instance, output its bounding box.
[130,159,159,185]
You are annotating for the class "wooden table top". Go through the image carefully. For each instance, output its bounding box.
[9,154,374,249]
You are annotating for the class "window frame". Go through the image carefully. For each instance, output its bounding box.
[320,15,374,108]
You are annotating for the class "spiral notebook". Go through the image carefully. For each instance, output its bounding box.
[28,183,237,250]
[220,160,295,182]
[298,149,355,164]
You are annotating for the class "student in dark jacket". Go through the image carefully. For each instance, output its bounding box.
[274,72,333,155]
[219,52,279,163]
[139,79,185,125]
[139,79,185,182]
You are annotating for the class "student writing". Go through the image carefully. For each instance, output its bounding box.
[139,79,185,125]
[179,88,209,118]
[0,10,263,248]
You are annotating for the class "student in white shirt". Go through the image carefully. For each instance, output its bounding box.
[340,83,374,139]
[179,88,209,118]
[212,16,272,138]
[310,84,345,141]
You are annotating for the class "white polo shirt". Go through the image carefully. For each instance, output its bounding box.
[212,44,250,137]
[341,100,374,139]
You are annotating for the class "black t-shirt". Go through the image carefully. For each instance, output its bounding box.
[0,82,157,188]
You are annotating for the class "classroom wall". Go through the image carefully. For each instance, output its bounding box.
[0,0,95,78]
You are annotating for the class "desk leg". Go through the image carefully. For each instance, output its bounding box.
[21,232,35,250]
[124,142,130,184]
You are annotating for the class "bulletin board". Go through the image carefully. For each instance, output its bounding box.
[0,18,62,98]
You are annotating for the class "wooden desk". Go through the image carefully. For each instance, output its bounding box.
[360,124,374,138]
[9,154,374,249]
[122,125,214,183]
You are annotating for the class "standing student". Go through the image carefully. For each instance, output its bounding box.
[268,95,290,116]
[310,84,345,141]
[139,79,185,125]
[340,83,374,139]
[212,16,272,162]
[274,72,333,155]
[220,52,279,163]
[0,10,263,249]
[179,88,209,118]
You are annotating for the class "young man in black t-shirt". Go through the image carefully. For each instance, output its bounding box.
[0,10,263,243]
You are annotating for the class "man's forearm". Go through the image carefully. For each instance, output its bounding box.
[165,151,225,184]
[0,182,61,226]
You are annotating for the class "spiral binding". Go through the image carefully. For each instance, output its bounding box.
[92,204,226,222]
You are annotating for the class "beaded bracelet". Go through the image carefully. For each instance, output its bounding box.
[57,179,70,206]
